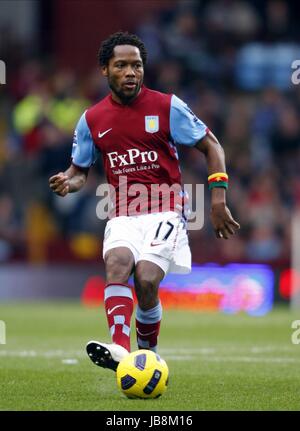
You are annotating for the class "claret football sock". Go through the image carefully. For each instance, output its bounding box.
[104,283,134,352]
[135,301,162,352]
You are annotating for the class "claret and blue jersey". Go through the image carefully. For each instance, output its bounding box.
[71,86,208,216]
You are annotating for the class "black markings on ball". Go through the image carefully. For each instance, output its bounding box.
[121,374,136,390]
[134,353,147,371]
[143,369,162,394]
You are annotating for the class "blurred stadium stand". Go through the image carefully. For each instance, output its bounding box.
[1,0,300,305]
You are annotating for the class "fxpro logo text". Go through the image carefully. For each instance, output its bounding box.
[0,60,6,84]
[107,149,158,168]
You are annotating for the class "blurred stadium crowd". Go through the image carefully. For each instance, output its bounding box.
[0,0,299,265]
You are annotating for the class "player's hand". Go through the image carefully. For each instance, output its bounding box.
[210,202,240,239]
[49,172,70,197]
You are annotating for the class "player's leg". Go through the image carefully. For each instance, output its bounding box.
[134,260,165,352]
[104,247,135,352]
[86,246,135,371]
[133,211,186,353]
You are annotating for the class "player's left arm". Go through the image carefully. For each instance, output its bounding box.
[169,94,240,238]
[195,130,240,239]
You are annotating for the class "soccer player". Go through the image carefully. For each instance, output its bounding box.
[49,32,240,372]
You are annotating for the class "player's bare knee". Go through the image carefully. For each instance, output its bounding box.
[134,262,163,309]
[135,261,164,287]
[105,249,134,283]
[136,285,159,310]
[134,274,159,310]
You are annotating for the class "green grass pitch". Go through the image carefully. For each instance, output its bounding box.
[0,302,300,410]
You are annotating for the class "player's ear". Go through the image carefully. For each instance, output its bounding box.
[101,66,108,77]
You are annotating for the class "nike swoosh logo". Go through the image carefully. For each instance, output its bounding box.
[150,241,164,247]
[137,328,157,337]
[107,305,125,315]
[98,128,112,138]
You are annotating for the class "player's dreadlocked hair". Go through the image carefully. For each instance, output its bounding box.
[98,31,147,67]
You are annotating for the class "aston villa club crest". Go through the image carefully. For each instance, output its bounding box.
[145,116,159,133]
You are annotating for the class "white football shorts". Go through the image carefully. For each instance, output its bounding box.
[102,211,191,276]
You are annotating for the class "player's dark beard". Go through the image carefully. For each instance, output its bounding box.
[108,77,142,104]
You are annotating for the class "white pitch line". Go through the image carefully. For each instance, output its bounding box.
[0,350,299,364]
[163,355,194,360]
[0,351,195,362]
[0,345,295,359]
[201,356,300,364]
[0,350,83,358]
[161,348,216,354]
[61,359,79,365]
[162,346,297,354]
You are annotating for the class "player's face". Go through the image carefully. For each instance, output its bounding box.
[102,45,144,104]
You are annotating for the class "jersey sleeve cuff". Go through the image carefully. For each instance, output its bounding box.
[71,159,90,171]
[192,126,210,146]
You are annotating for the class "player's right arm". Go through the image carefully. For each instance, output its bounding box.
[49,165,88,196]
[49,111,98,197]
